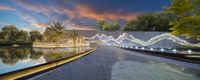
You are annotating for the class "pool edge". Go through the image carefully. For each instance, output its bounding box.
[0,48,97,80]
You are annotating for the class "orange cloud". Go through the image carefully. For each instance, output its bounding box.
[0,5,15,10]
[13,1,139,30]
[67,25,95,30]
[60,4,139,20]
[60,7,78,19]
[63,20,95,30]
[76,4,138,20]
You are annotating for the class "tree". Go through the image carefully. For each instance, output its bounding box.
[103,21,120,31]
[0,32,3,41]
[123,13,172,31]
[69,30,79,47]
[44,21,67,42]
[97,20,106,31]
[166,0,193,18]
[167,0,200,41]
[30,30,43,42]
[0,25,19,42]
[16,30,30,42]
[123,19,137,31]
[193,0,200,15]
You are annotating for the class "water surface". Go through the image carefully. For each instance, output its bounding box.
[0,47,91,74]
[31,46,200,80]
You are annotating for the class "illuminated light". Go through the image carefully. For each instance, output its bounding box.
[150,48,154,51]
[135,46,138,49]
[188,50,192,54]
[141,47,145,50]
[173,49,176,53]
[161,48,164,52]
[130,46,133,49]
[90,33,200,47]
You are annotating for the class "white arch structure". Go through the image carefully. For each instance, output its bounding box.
[89,33,200,47]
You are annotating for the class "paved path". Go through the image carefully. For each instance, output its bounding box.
[30,46,200,80]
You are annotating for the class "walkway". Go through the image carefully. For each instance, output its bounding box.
[29,46,200,80]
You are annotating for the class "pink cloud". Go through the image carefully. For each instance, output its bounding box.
[0,4,15,10]
[63,20,95,30]
[16,11,48,28]
[14,1,62,19]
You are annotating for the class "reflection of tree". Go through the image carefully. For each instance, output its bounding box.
[0,48,43,65]
[0,49,19,65]
[43,53,63,62]
[30,49,43,60]
[0,47,88,65]
[15,48,29,60]
[43,48,81,62]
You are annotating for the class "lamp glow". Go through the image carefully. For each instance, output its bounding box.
[161,48,164,52]
[150,48,154,51]
[173,49,176,53]
[141,47,145,50]
[188,50,192,54]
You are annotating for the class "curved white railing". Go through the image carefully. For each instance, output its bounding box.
[89,33,200,47]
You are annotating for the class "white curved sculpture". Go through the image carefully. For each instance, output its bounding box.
[89,33,200,47]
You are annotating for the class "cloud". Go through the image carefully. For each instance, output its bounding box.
[0,1,48,29]
[76,4,138,20]
[63,20,95,30]
[15,10,48,29]
[21,28,32,32]
[0,4,15,11]
[34,23,48,28]
[60,4,138,20]
[66,25,95,30]
[11,0,143,30]
[15,1,50,17]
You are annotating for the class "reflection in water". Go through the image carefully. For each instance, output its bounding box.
[112,61,200,80]
[35,47,87,62]
[0,48,37,65]
[0,47,91,74]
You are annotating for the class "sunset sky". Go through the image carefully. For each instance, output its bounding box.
[0,0,171,31]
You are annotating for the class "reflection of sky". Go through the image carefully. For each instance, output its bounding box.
[0,57,45,74]
[0,47,90,74]
[111,61,200,80]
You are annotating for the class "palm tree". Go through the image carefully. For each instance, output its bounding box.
[69,30,79,47]
[44,21,67,42]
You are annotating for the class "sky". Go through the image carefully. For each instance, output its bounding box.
[0,0,172,32]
